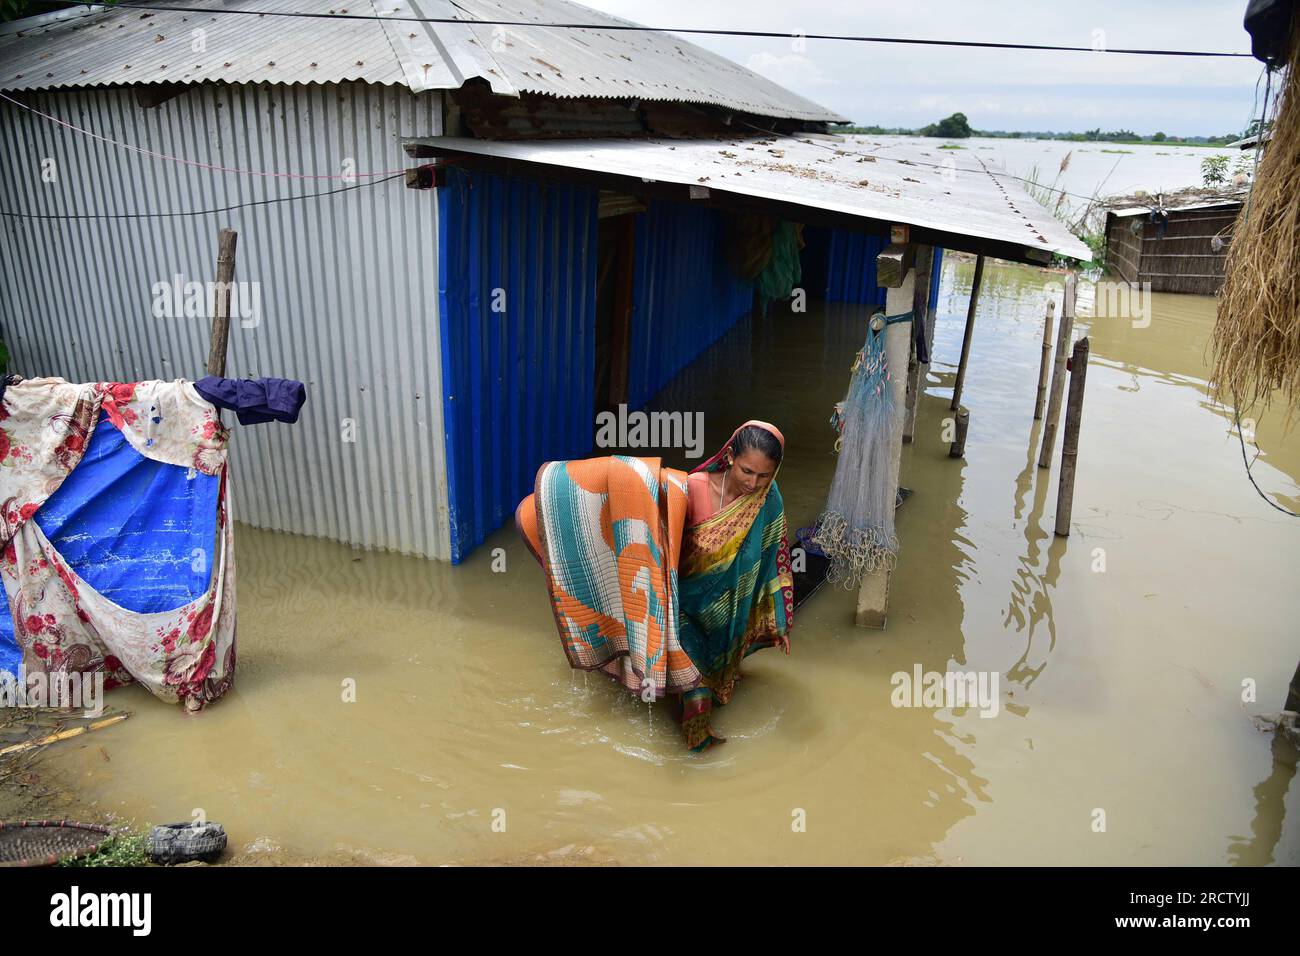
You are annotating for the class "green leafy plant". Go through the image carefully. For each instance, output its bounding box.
[1201,154,1231,186]
[59,828,152,867]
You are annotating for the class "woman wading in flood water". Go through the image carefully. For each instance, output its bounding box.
[515,420,794,753]
[675,421,793,749]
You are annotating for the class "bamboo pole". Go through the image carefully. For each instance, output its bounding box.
[206,228,238,377]
[1038,272,1076,469]
[1033,299,1056,420]
[949,406,969,458]
[1054,337,1089,536]
[950,253,985,411]
[0,713,129,757]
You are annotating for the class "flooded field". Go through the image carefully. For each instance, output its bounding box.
[856,135,1238,221]
[6,257,1297,866]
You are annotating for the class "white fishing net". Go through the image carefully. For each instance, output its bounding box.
[808,315,901,587]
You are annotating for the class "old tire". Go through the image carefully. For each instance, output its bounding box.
[146,823,227,865]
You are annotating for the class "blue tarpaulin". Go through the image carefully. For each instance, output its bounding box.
[0,411,218,677]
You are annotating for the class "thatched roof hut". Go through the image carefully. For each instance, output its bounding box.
[1104,198,1243,296]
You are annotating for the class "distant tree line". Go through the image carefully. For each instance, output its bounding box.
[840,112,1271,147]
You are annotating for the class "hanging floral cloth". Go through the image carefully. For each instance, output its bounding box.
[0,377,236,711]
[806,311,911,587]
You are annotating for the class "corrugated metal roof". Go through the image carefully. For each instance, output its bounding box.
[1226,132,1270,149]
[1109,199,1244,217]
[0,2,415,89]
[438,0,845,121]
[0,0,846,122]
[406,134,1095,261]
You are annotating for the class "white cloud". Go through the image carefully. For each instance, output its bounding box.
[582,0,1261,134]
[744,51,835,88]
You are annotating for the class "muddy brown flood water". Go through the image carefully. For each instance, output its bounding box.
[8,258,1298,866]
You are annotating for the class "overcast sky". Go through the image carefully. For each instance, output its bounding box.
[582,1,1267,137]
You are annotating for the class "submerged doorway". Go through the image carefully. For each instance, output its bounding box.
[594,193,641,423]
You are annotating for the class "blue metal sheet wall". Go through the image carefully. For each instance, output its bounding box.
[927,247,945,311]
[626,201,754,410]
[437,167,599,563]
[821,232,944,312]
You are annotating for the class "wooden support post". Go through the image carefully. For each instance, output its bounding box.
[1038,272,1076,469]
[1054,337,1089,536]
[903,244,933,444]
[949,406,970,458]
[206,228,238,377]
[856,244,914,629]
[950,253,985,411]
[1034,299,1056,420]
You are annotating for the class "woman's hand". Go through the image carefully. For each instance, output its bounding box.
[775,633,791,655]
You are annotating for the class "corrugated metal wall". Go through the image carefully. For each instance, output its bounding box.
[928,247,945,309]
[626,200,754,410]
[0,82,452,559]
[437,166,599,563]
[806,228,944,311]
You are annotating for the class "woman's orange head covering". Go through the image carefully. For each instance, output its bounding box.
[691,420,785,474]
[738,420,785,449]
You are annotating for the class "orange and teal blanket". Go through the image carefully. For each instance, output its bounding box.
[516,456,700,697]
[517,453,794,751]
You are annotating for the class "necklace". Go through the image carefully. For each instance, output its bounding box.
[718,468,727,511]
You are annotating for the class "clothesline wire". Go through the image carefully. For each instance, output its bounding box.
[2,85,1185,210]
[36,2,1256,57]
[0,170,406,220]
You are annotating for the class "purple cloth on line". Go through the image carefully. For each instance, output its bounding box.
[194,376,307,426]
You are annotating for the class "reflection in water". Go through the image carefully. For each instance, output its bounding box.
[1229,731,1297,865]
[8,257,1298,866]
[1002,417,1060,692]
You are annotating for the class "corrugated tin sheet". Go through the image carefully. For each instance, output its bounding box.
[823,230,890,304]
[0,0,846,122]
[812,231,944,308]
[0,1,415,90]
[404,134,1095,261]
[439,0,846,121]
[0,81,453,559]
[1109,200,1244,217]
[627,200,753,409]
[927,247,944,311]
[437,165,598,562]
